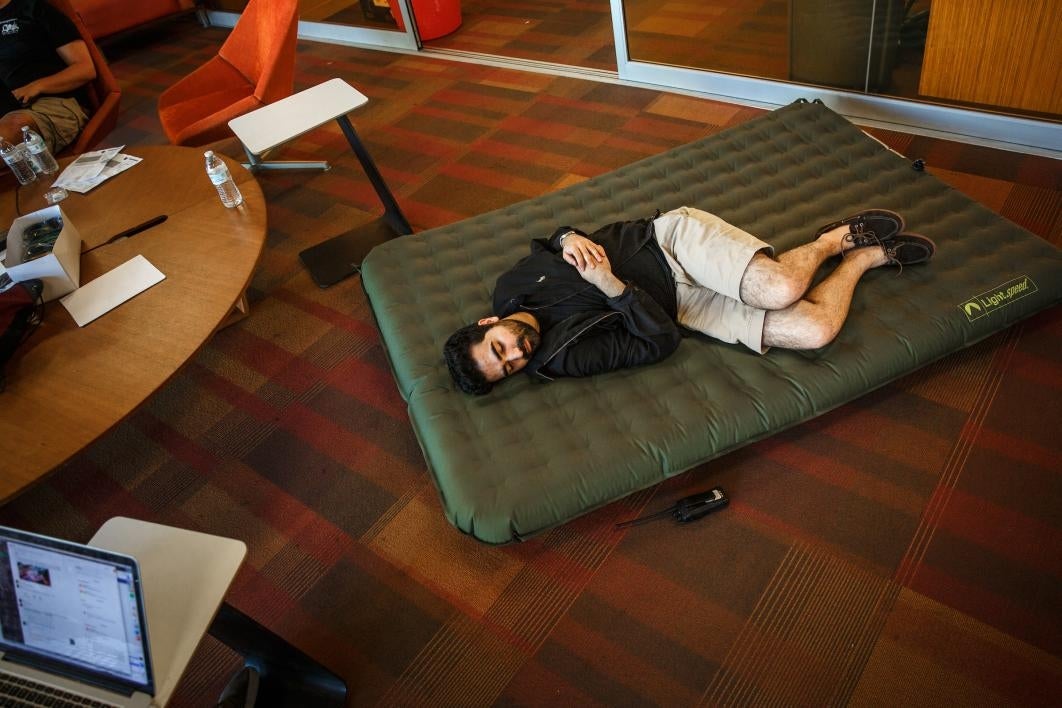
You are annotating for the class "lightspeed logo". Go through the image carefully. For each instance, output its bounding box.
[959,275,1037,322]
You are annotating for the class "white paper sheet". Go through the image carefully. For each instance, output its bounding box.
[54,153,142,194]
[59,254,165,327]
[52,146,124,188]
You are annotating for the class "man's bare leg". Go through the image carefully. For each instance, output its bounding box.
[762,246,888,349]
[739,225,859,310]
[0,112,37,146]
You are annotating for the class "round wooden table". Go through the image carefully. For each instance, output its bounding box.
[0,146,266,500]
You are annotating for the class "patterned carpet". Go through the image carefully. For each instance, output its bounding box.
[3,15,1060,706]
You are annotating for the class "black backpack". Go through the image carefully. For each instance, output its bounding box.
[0,277,43,392]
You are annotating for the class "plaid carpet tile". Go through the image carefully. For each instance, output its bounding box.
[1,17,1059,706]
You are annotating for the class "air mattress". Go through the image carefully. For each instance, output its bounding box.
[361,100,1062,544]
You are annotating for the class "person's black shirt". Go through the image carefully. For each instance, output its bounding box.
[0,0,81,102]
[492,218,682,381]
[613,237,676,321]
[495,221,677,333]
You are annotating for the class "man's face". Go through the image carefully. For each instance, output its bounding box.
[470,318,541,383]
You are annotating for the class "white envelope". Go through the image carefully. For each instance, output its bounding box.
[60,255,165,327]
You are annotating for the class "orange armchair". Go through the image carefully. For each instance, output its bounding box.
[50,0,121,156]
[157,0,297,147]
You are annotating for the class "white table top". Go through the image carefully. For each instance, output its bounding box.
[228,78,369,155]
[90,518,246,707]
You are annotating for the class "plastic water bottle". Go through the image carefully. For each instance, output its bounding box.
[21,126,59,175]
[0,137,37,185]
[204,150,243,208]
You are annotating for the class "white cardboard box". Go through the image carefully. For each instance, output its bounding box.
[3,205,81,302]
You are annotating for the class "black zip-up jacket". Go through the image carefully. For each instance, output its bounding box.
[493,217,681,382]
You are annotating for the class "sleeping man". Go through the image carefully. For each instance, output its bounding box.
[443,207,934,395]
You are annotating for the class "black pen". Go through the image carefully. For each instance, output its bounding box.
[84,215,168,253]
[105,214,168,245]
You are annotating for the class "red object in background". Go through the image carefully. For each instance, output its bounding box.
[387,0,461,40]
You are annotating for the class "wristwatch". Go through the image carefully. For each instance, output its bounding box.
[559,231,575,245]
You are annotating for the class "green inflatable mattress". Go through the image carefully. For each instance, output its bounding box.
[361,100,1062,544]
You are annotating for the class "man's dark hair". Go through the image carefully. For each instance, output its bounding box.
[443,322,493,395]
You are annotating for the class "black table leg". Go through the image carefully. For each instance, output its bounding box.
[298,115,413,288]
[208,602,347,708]
[336,116,411,237]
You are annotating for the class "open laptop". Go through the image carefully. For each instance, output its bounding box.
[0,526,154,707]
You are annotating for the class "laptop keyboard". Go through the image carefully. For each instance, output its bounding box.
[0,672,120,707]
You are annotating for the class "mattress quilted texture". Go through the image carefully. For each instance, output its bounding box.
[361,100,1062,544]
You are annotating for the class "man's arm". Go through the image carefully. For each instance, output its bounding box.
[12,41,95,105]
[537,286,682,378]
[535,242,682,378]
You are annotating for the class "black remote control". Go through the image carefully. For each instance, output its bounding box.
[615,486,729,529]
[672,487,729,522]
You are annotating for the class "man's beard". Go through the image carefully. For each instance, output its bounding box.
[500,318,541,357]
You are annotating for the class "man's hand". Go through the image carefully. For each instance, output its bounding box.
[12,81,42,105]
[560,233,625,297]
[561,233,606,272]
[576,250,625,298]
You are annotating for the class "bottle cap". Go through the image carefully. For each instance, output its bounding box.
[204,150,214,157]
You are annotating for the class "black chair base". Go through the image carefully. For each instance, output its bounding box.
[299,217,401,288]
[209,603,347,708]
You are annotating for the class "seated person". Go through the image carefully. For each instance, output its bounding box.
[0,0,95,153]
[444,207,935,395]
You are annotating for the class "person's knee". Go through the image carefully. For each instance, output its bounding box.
[0,113,35,144]
[741,257,805,310]
[763,310,839,350]
[799,318,840,349]
[764,272,806,310]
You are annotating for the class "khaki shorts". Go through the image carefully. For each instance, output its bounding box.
[653,206,774,353]
[11,96,87,153]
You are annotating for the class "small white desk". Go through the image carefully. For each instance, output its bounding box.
[90,517,347,707]
[228,77,413,288]
[90,517,246,708]
[228,78,367,171]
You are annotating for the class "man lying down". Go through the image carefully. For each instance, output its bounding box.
[444,207,935,395]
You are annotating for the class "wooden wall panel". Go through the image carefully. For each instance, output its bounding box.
[919,0,1062,115]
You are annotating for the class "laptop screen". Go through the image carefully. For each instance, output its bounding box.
[0,527,153,695]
